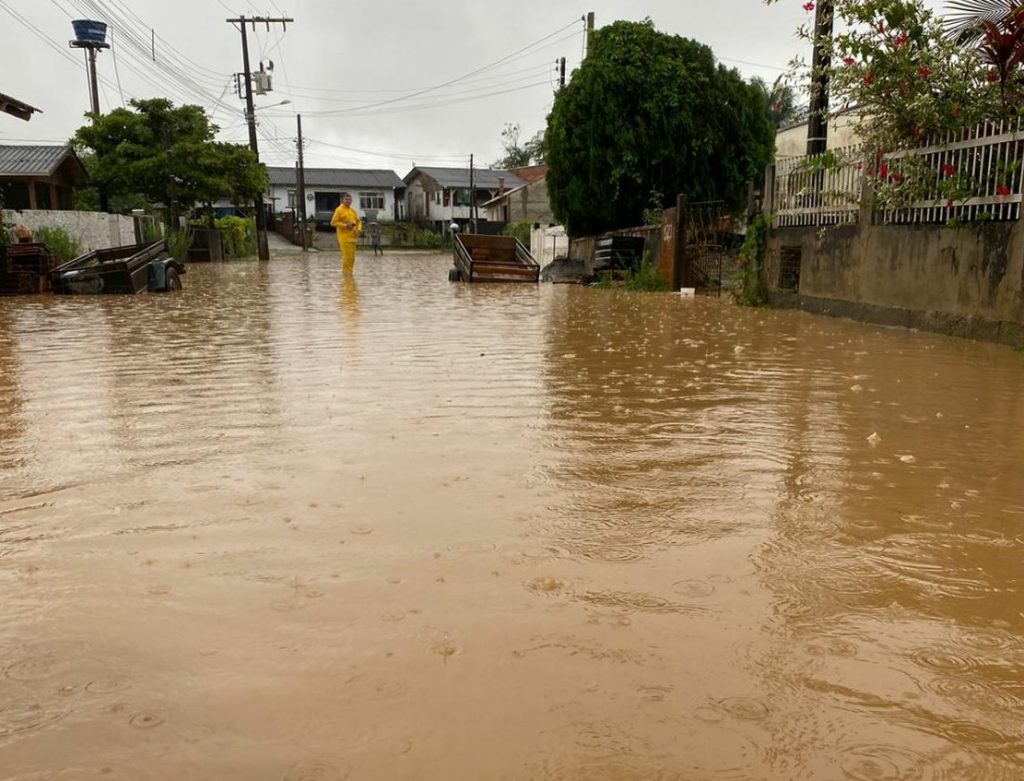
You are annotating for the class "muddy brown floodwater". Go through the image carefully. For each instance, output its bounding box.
[1,252,1023,780]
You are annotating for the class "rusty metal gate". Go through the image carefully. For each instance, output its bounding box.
[680,200,727,296]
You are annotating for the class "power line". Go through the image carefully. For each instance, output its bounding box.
[266,79,551,119]
[290,19,579,117]
[109,24,126,106]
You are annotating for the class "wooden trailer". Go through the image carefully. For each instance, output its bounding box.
[51,240,184,295]
[451,234,539,283]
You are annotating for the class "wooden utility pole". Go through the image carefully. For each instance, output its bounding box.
[806,1,833,156]
[296,113,308,251]
[558,57,566,89]
[585,12,595,56]
[226,15,293,261]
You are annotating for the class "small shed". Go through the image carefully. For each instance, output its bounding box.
[0,144,88,211]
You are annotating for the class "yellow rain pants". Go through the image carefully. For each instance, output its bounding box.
[339,241,357,274]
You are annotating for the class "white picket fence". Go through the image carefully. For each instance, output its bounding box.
[771,119,1024,226]
[772,148,862,227]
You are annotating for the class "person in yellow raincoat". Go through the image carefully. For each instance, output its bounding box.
[330,192,362,273]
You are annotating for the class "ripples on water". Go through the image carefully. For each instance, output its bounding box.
[1,254,1023,778]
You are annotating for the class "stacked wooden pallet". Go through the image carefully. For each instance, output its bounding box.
[0,242,55,295]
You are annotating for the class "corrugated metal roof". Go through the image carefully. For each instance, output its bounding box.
[0,144,74,177]
[267,166,403,189]
[404,166,527,189]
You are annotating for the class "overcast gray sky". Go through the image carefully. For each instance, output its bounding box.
[0,1,934,175]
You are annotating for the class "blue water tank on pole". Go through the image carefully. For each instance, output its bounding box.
[71,20,108,46]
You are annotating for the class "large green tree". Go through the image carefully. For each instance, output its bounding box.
[74,98,266,224]
[545,20,775,236]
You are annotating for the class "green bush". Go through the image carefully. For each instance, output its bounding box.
[34,226,82,263]
[736,214,768,306]
[166,228,193,263]
[187,215,256,258]
[502,221,532,245]
[141,218,163,244]
[622,254,669,291]
[589,254,669,292]
[418,229,442,249]
[215,215,256,257]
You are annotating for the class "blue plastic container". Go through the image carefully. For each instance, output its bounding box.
[71,20,107,45]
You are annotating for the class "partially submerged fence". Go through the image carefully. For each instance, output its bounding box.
[770,119,1024,227]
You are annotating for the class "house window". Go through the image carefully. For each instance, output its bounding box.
[287,190,296,208]
[453,188,471,207]
[359,191,384,210]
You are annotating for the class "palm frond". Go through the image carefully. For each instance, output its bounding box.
[943,0,1017,43]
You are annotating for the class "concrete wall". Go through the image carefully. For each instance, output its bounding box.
[531,225,568,267]
[765,220,1024,345]
[776,111,863,158]
[3,209,136,251]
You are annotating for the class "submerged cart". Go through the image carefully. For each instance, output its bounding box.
[51,240,184,295]
[450,234,539,283]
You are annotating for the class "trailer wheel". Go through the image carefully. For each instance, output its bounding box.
[165,267,182,291]
[448,266,462,282]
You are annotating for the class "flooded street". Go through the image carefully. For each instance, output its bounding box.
[1,252,1023,780]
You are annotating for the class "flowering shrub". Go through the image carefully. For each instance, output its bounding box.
[767,0,1022,216]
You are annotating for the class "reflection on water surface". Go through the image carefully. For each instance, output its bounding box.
[1,254,1022,779]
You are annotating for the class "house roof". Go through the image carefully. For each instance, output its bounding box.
[403,166,527,190]
[0,144,86,183]
[0,92,42,121]
[481,182,530,208]
[507,164,547,183]
[267,166,403,189]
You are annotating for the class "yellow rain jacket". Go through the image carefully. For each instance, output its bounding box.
[330,203,362,242]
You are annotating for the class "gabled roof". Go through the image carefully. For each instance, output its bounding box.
[267,166,403,189]
[403,166,527,190]
[0,92,42,121]
[0,144,87,183]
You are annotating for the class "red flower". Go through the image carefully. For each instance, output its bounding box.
[917,66,931,78]
[878,163,889,180]
[913,126,922,139]
[843,56,855,66]
[855,162,863,171]
[952,104,961,117]
[946,199,954,208]
[863,72,875,85]
[803,1,815,10]
[987,70,999,83]
[892,172,903,184]
[996,185,1011,197]
[942,164,955,176]
[894,33,908,46]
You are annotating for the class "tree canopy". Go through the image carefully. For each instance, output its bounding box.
[545,20,775,237]
[73,99,266,221]
[492,123,547,169]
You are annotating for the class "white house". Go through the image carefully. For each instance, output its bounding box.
[265,166,405,226]
[402,166,527,231]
